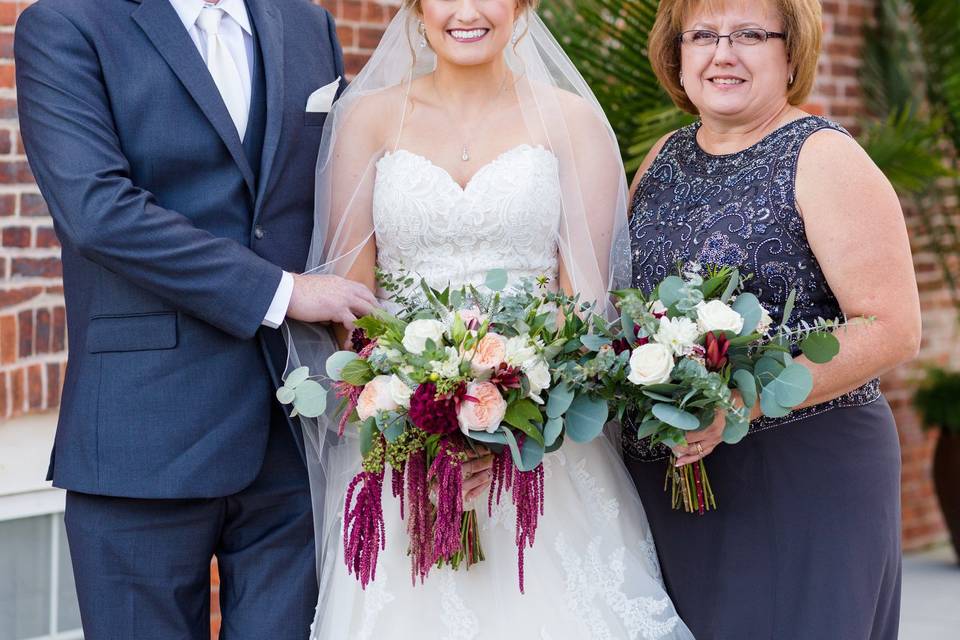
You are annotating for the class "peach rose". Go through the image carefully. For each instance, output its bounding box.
[467,332,507,376]
[356,375,399,421]
[458,381,508,434]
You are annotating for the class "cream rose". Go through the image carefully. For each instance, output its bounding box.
[468,332,507,376]
[504,334,537,366]
[458,381,508,434]
[654,316,700,356]
[695,300,745,334]
[356,375,399,420]
[402,319,446,355]
[388,375,413,408]
[627,343,675,386]
[522,357,551,403]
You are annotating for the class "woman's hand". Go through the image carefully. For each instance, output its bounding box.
[461,447,495,503]
[672,391,759,466]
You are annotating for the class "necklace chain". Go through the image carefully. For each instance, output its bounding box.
[432,72,510,162]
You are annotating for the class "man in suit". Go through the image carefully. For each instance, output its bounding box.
[14,0,373,636]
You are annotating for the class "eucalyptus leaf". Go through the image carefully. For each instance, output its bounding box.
[635,418,662,439]
[760,388,792,418]
[284,366,310,389]
[580,334,612,351]
[723,412,750,444]
[565,393,609,442]
[467,430,509,445]
[544,416,564,447]
[325,351,358,381]
[642,390,675,403]
[733,368,758,408]
[657,276,686,307]
[782,290,797,326]
[276,386,296,405]
[291,379,328,418]
[754,356,785,387]
[651,403,700,430]
[485,269,509,292]
[501,427,545,471]
[770,363,814,407]
[621,311,637,343]
[731,292,762,336]
[720,268,740,303]
[381,419,405,443]
[546,383,575,419]
[800,332,841,364]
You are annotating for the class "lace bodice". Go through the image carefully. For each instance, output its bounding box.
[372,144,562,294]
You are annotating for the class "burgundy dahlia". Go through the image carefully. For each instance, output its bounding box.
[489,363,522,391]
[704,331,730,372]
[351,328,372,352]
[408,382,463,435]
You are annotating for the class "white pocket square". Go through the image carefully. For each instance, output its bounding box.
[305,77,341,113]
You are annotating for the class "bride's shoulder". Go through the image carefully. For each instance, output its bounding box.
[337,84,409,147]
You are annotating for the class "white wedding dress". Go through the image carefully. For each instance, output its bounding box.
[311,144,693,640]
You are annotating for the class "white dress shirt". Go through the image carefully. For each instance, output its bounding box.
[169,0,294,329]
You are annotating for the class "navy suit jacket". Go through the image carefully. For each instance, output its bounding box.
[15,0,342,499]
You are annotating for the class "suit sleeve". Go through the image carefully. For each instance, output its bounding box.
[14,3,282,340]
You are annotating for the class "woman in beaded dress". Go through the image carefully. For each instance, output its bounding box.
[622,1,921,639]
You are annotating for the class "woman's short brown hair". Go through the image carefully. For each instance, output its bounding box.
[648,0,822,114]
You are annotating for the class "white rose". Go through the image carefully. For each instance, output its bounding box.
[402,319,447,355]
[388,375,413,408]
[356,375,399,420]
[627,343,675,386]
[504,334,537,366]
[695,300,745,335]
[522,357,551,403]
[757,307,774,334]
[654,316,700,356]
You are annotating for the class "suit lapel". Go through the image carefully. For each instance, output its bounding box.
[131,0,256,197]
[246,0,285,226]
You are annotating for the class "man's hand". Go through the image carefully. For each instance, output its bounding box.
[286,273,378,330]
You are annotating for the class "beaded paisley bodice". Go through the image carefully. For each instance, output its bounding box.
[372,144,562,296]
[624,116,881,462]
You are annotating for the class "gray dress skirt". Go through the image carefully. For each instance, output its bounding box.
[623,117,902,640]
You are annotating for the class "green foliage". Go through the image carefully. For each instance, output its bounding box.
[913,368,960,435]
[541,0,694,171]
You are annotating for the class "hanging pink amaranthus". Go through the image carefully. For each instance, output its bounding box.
[391,465,405,520]
[488,441,545,594]
[333,381,363,437]
[405,448,433,584]
[428,439,465,564]
[342,467,386,589]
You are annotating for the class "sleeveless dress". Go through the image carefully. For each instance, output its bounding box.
[623,117,901,640]
[310,144,694,640]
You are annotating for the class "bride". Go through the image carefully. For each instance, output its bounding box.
[286,1,693,638]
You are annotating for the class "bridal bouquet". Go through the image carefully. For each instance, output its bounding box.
[560,264,844,515]
[278,270,610,591]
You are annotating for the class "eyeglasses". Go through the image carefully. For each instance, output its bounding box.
[678,29,786,47]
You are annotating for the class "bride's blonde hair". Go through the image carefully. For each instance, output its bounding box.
[403,0,540,13]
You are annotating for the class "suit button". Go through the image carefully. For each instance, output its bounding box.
[254,225,264,240]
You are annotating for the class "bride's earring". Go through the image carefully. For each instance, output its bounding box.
[418,20,428,49]
[511,22,522,45]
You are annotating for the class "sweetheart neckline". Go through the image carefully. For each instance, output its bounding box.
[377,143,557,192]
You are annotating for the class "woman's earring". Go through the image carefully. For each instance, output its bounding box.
[788,72,795,85]
[418,21,427,49]
[679,72,684,88]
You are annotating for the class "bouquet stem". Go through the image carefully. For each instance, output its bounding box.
[665,456,717,515]
[444,510,485,570]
